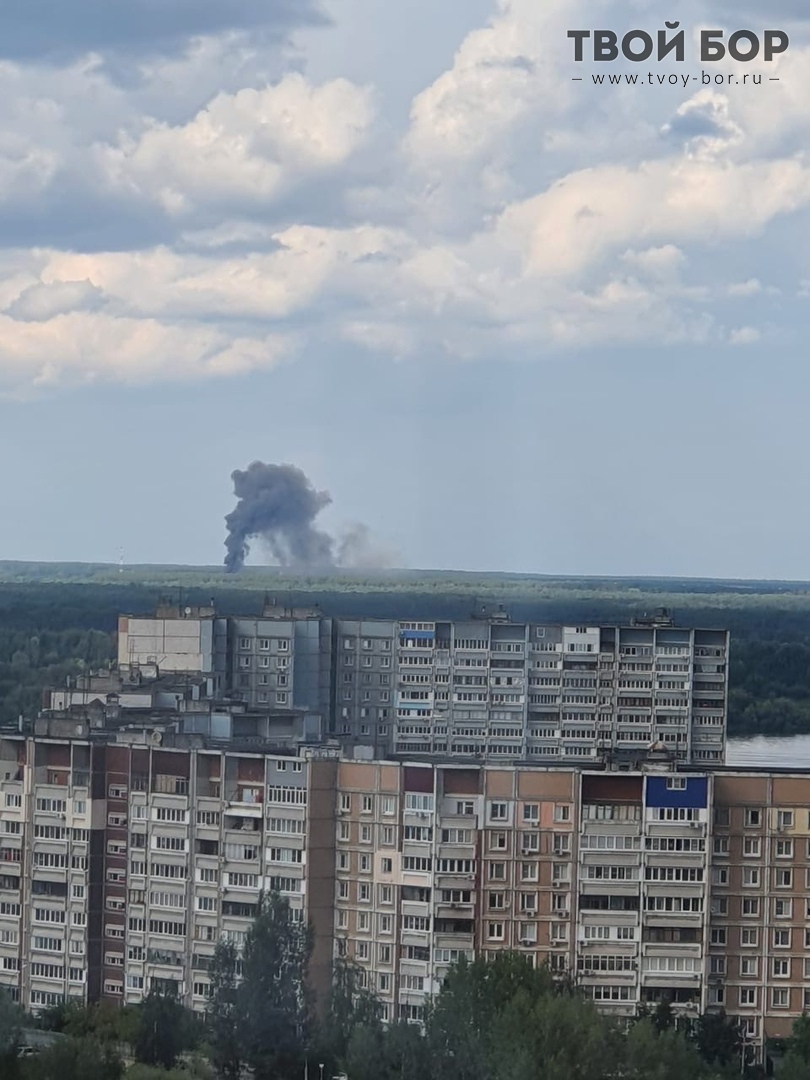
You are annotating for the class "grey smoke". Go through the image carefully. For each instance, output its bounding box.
[224,461,399,573]
[337,524,400,570]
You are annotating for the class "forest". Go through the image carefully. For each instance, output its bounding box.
[2,562,810,736]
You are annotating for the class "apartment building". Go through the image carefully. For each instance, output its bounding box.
[330,758,714,1028]
[381,616,727,765]
[118,605,222,677]
[119,605,728,767]
[0,735,93,1011]
[332,759,578,1024]
[0,726,338,1016]
[577,770,711,1016]
[709,772,810,1050]
[4,714,810,1068]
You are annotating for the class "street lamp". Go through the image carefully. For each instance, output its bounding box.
[319,1064,324,1080]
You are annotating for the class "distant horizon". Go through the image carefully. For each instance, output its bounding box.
[2,557,810,590]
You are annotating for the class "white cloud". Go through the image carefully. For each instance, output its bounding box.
[0,310,290,393]
[403,0,577,169]
[24,224,409,320]
[729,326,761,344]
[489,157,810,280]
[0,0,807,394]
[726,279,762,297]
[102,73,374,213]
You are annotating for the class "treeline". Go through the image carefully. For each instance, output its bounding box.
[2,891,806,1080]
[5,579,810,734]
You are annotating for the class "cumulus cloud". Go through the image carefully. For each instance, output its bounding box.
[0,0,806,394]
[0,309,290,394]
[101,73,374,215]
[729,326,761,345]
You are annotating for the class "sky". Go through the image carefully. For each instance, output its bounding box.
[0,0,809,579]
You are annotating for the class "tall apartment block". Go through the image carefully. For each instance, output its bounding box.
[116,605,728,767]
[331,757,712,1025]
[5,717,810,1069]
[0,728,338,1016]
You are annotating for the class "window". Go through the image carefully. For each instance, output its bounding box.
[713,837,729,856]
[742,867,760,887]
[666,777,686,790]
[405,793,434,813]
[775,869,793,888]
[740,958,758,977]
[740,927,758,947]
[743,808,761,827]
[742,836,761,857]
[738,988,757,1007]
[777,810,794,830]
[772,989,789,1008]
[775,898,793,919]
[487,922,505,941]
[772,958,790,978]
[523,804,539,823]
[710,928,727,946]
[490,803,507,821]
[742,898,760,917]
[362,795,373,814]
[553,804,570,822]
[774,929,791,949]
[775,838,794,858]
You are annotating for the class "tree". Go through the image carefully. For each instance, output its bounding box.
[207,891,313,1080]
[776,1016,810,1080]
[317,956,383,1073]
[238,891,313,1080]
[692,1010,746,1072]
[345,1020,431,1080]
[424,953,616,1080]
[624,1018,709,1080]
[133,983,189,1071]
[206,940,242,1080]
[0,987,22,1079]
[20,1036,123,1080]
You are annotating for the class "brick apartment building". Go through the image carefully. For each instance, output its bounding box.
[0,717,807,1066]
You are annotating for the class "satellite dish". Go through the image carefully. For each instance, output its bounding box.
[184,607,192,616]
[151,731,163,745]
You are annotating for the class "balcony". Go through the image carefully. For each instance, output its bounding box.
[225,787,263,817]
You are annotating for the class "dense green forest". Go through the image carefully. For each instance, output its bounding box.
[3,562,810,736]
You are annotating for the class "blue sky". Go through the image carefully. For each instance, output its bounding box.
[0,0,808,578]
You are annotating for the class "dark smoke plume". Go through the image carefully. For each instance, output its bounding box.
[224,461,401,573]
[224,462,335,573]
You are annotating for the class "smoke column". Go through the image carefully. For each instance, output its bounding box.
[224,462,336,573]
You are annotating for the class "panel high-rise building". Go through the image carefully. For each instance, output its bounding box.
[116,605,728,767]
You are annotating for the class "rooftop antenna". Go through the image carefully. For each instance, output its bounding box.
[118,548,124,574]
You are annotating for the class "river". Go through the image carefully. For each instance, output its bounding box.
[727,736,810,768]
